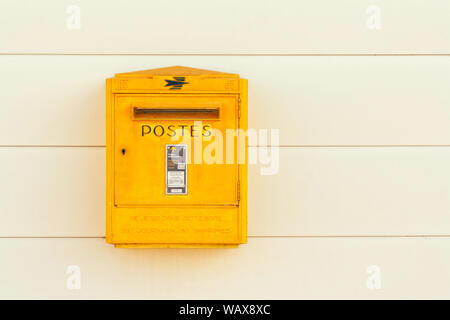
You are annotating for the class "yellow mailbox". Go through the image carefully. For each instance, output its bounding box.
[106,66,247,248]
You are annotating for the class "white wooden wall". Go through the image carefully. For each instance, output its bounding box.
[1,0,449,299]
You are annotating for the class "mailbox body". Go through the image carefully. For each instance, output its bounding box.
[106,66,247,248]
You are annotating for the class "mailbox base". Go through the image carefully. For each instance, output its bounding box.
[106,206,246,247]
[114,243,239,248]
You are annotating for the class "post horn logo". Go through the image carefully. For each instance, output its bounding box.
[165,77,189,90]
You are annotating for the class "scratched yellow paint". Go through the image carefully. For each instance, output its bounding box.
[106,66,247,248]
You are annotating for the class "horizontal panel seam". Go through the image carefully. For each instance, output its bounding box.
[2,145,450,148]
[1,235,450,239]
[0,53,449,56]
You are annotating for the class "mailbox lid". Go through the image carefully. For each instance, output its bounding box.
[114,94,240,206]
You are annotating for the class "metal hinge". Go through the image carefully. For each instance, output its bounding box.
[237,180,241,202]
[238,97,241,119]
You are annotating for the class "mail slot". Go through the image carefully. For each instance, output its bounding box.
[106,66,248,248]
